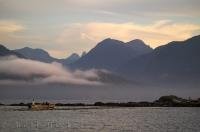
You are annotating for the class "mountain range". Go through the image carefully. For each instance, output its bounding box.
[1,35,200,84]
[117,35,200,83]
[14,47,81,65]
[70,38,153,71]
[0,44,24,58]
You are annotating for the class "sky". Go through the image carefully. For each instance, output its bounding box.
[0,0,200,58]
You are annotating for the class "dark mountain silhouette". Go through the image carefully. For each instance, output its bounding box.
[2,35,200,85]
[126,39,152,55]
[62,53,80,65]
[0,44,24,58]
[0,44,131,85]
[15,47,55,63]
[81,51,87,57]
[14,47,80,65]
[70,38,153,71]
[117,35,200,83]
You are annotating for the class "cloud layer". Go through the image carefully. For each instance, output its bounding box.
[0,0,200,58]
[0,56,102,85]
[57,21,200,49]
[1,0,200,17]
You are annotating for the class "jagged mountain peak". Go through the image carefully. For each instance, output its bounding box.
[71,37,153,70]
[66,53,80,60]
[127,39,145,44]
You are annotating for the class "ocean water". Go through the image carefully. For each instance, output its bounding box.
[1,84,200,104]
[0,106,200,132]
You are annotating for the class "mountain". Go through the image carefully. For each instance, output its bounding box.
[70,38,153,71]
[117,35,200,83]
[1,35,200,85]
[0,44,24,58]
[81,51,87,57]
[62,53,80,65]
[15,47,56,63]
[15,47,80,65]
[126,39,152,55]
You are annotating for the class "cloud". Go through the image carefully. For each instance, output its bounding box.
[0,56,102,85]
[0,20,27,48]
[1,0,200,58]
[0,20,58,56]
[0,21,25,33]
[56,23,96,56]
[57,20,200,48]
[1,0,200,17]
[63,0,200,18]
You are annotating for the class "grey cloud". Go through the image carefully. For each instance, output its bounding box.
[0,56,102,85]
[0,0,199,58]
[0,0,199,18]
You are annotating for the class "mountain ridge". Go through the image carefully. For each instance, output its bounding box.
[70,38,153,70]
[0,44,25,58]
[14,47,80,65]
[117,35,200,83]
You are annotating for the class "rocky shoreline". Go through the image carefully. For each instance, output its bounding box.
[1,95,200,107]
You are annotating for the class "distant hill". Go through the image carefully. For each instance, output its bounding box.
[14,47,80,65]
[70,38,153,71]
[15,47,56,63]
[61,53,80,65]
[0,44,24,58]
[117,35,200,83]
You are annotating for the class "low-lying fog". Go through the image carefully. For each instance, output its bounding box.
[0,56,200,104]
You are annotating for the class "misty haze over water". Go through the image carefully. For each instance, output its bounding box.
[0,83,199,104]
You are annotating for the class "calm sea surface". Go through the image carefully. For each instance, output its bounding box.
[0,106,200,132]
